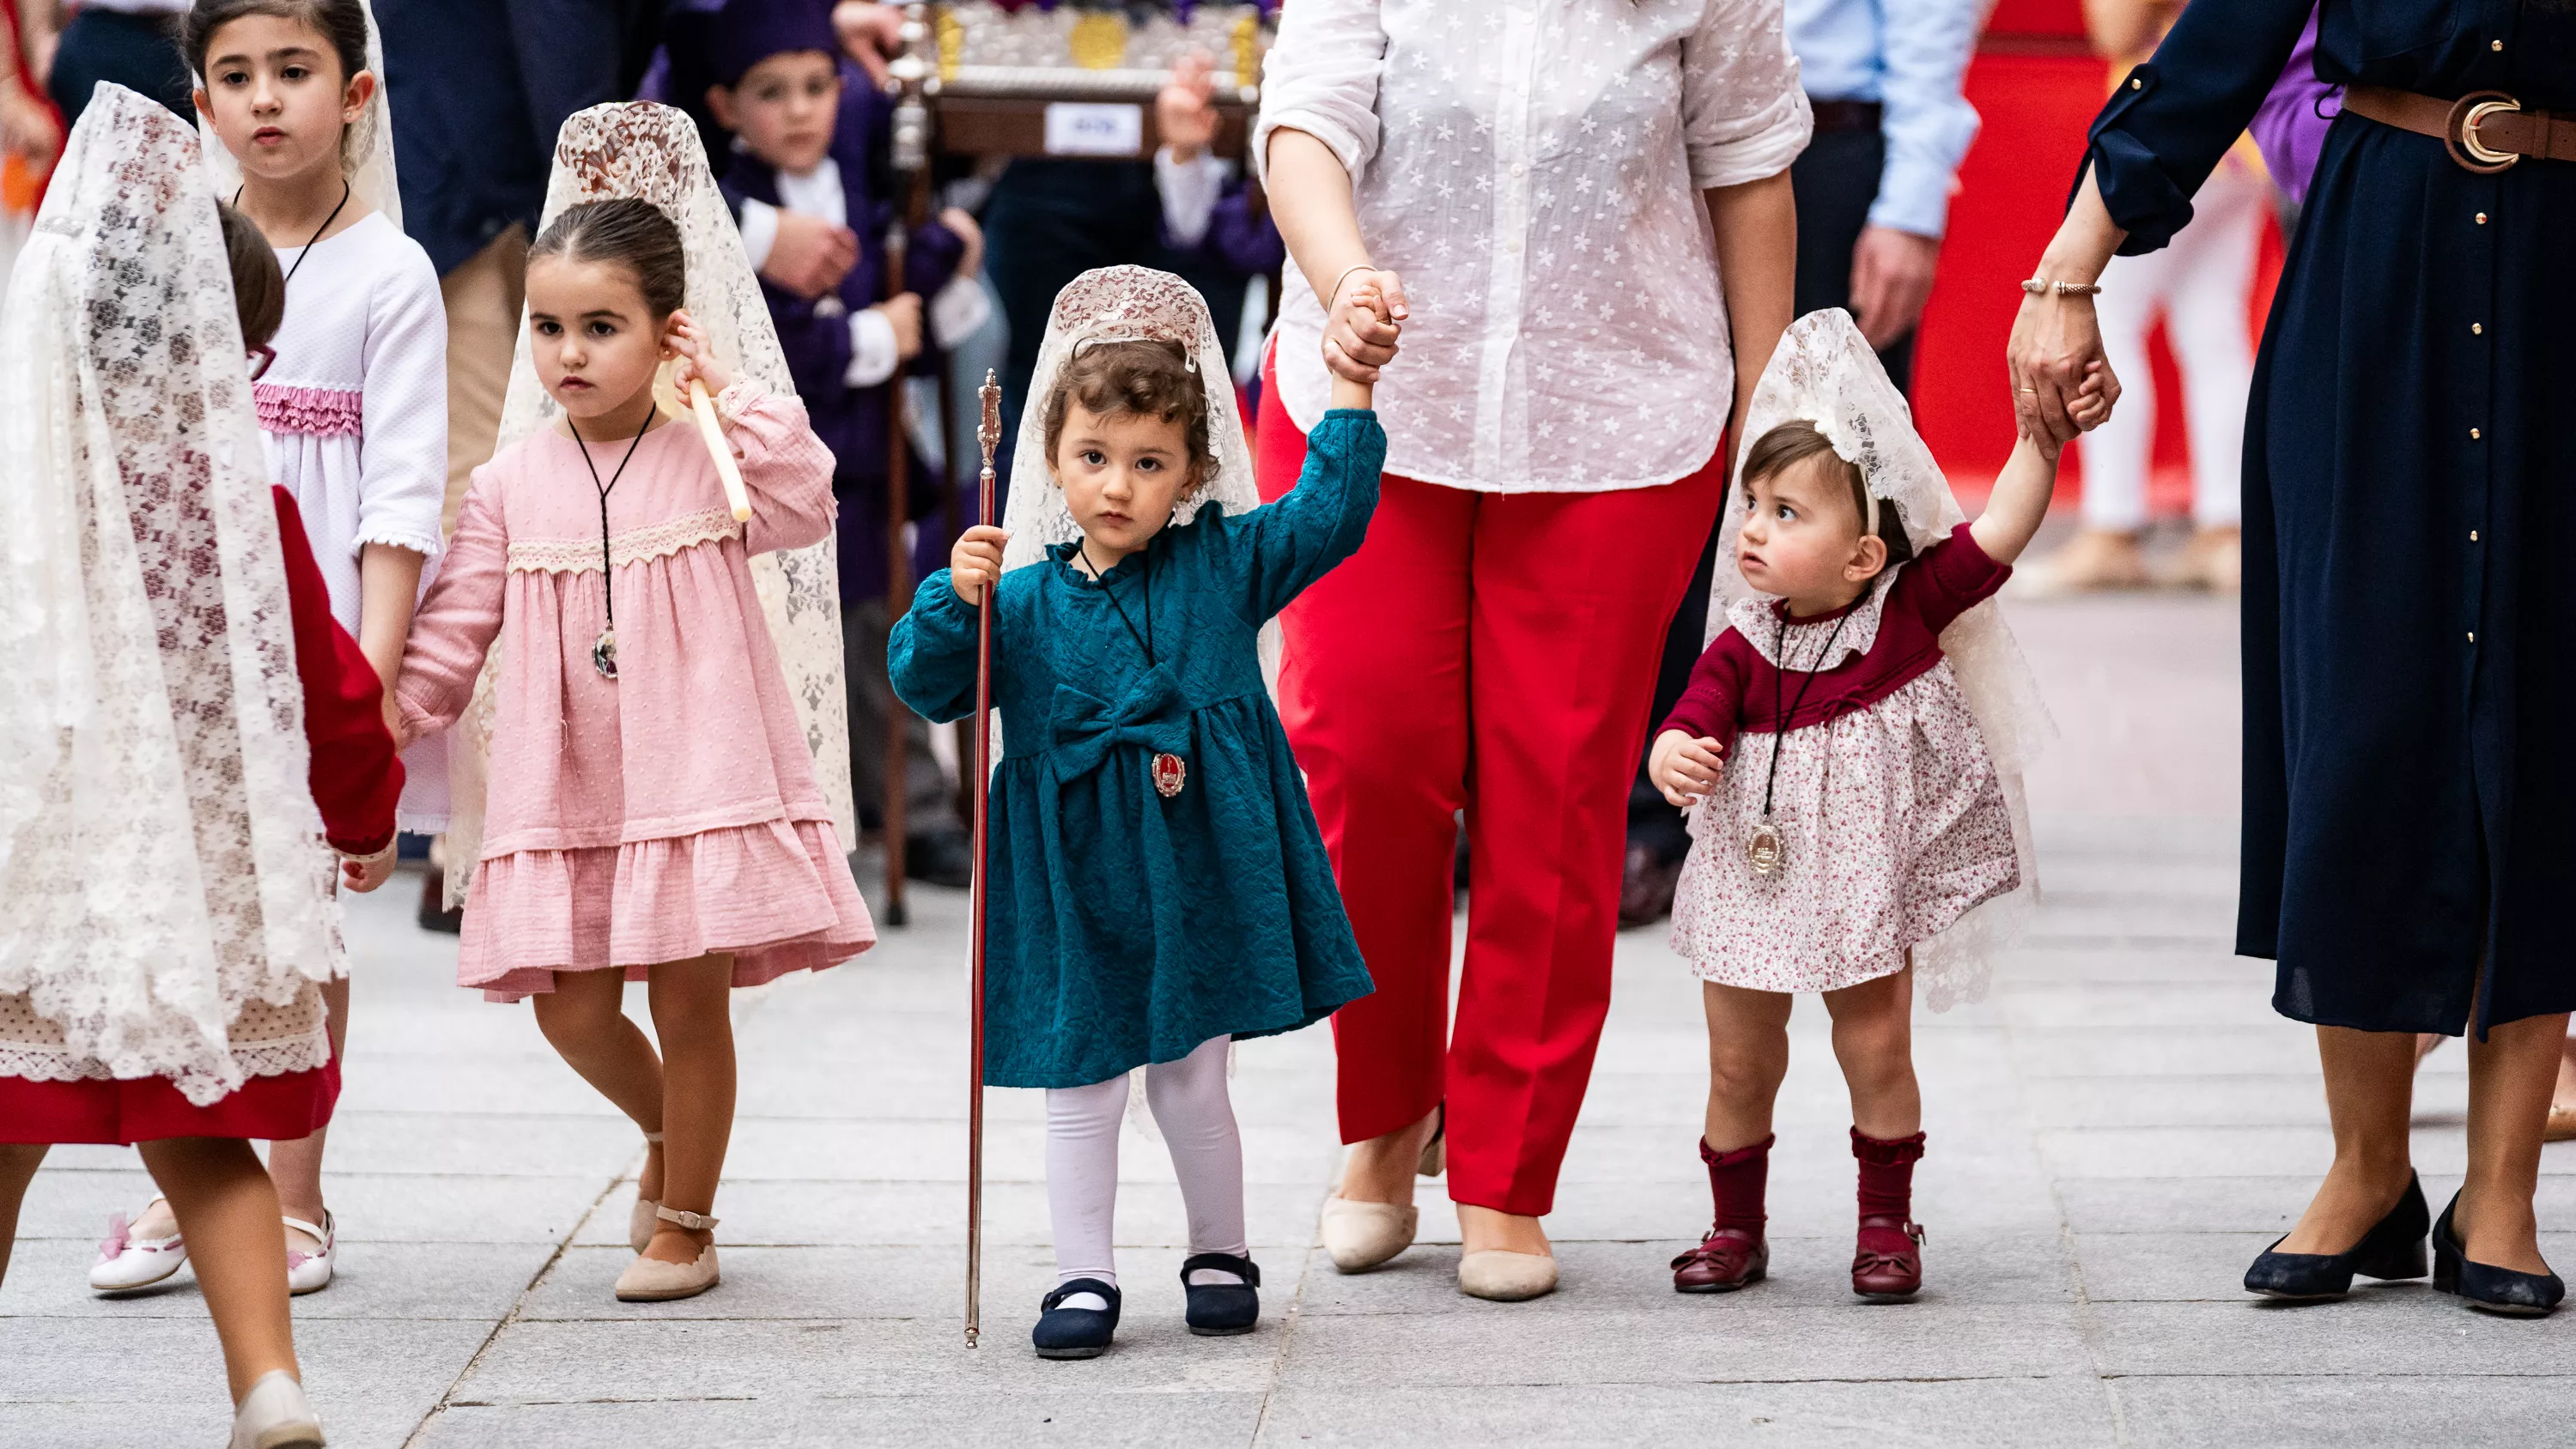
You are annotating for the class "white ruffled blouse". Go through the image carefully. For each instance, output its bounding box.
[1256,0,1814,493]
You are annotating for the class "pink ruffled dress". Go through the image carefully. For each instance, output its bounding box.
[398,384,874,1000]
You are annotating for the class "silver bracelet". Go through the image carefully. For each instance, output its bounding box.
[1327,264,1380,306]
[2020,276,2103,298]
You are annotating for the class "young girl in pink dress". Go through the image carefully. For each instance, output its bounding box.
[1649,312,2097,1303]
[398,196,873,1303]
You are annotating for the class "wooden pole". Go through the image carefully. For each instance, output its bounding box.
[881,215,912,930]
[967,369,1001,1349]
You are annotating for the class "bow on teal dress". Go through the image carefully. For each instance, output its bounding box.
[891,409,1385,1088]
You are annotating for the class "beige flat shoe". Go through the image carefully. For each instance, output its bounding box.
[629,1131,665,1254]
[228,1369,324,1449]
[615,1206,720,1302]
[1320,1196,1418,1273]
[1458,1249,1558,1301]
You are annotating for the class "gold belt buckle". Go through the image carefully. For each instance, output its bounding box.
[2447,91,2522,173]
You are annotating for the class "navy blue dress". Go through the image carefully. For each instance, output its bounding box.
[889,411,1384,1088]
[2085,0,2576,1034]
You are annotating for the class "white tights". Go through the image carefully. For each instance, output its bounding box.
[1046,1035,1247,1308]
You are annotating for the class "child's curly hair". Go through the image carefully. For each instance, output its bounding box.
[1042,339,1210,498]
[1741,420,1914,568]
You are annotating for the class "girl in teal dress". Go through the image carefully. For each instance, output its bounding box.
[890,265,1390,1357]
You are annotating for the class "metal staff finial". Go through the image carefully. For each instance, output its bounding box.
[966,367,1000,1349]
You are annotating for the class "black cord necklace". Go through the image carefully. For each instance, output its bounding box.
[236,179,351,294]
[568,412,655,679]
[1078,540,1155,668]
[1747,601,1856,876]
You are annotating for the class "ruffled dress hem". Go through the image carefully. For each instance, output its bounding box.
[459,816,873,1002]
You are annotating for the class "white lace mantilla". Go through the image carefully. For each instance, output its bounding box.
[507,506,742,574]
[446,103,855,906]
[0,88,341,1104]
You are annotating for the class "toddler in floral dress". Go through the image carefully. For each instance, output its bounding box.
[1648,312,2099,1302]
[398,197,873,1304]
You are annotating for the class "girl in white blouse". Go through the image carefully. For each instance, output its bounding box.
[1255,0,1811,1302]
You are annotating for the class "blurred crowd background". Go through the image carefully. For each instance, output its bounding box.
[0,0,2314,927]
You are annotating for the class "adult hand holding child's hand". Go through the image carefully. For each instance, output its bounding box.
[951,524,1009,606]
[1323,267,1406,384]
[1649,730,1725,808]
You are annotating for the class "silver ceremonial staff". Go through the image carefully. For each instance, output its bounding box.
[966,369,1001,1349]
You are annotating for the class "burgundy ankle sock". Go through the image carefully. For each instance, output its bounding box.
[1700,1134,1773,1237]
[1851,1127,1926,1222]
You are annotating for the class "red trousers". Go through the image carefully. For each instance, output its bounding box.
[1255,364,1728,1215]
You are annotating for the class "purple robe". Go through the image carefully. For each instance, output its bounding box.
[720,63,968,603]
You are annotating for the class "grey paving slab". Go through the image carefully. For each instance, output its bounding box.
[12,591,2570,1447]
[1252,1380,2122,1449]
[416,1392,1268,1449]
[2112,1376,2576,1449]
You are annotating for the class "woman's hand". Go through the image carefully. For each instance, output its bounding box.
[666,310,733,397]
[2007,291,2120,446]
[951,524,1008,605]
[1323,266,1406,384]
[1649,730,1725,808]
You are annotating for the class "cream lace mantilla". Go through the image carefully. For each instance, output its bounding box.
[444,104,855,906]
[507,506,742,574]
[0,88,339,1103]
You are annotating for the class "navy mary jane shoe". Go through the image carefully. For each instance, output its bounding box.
[1181,1252,1261,1336]
[2433,1194,2564,1318]
[2243,1172,2429,1300]
[1032,1278,1121,1359]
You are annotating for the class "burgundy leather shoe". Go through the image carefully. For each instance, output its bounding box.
[1851,1216,1925,1300]
[1672,1228,1768,1293]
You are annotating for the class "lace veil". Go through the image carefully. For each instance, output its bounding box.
[0,86,338,1103]
[442,102,854,903]
[996,264,1268,749]
[1704,309,2057,1009]
[197,0,404,228]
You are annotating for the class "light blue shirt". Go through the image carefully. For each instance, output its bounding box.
[1787,0,1983,238]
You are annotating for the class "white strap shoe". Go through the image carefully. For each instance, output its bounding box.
[614,1204,721,1302]
[283,1212,334,1296]
[629,1131,664,1254]
[89,1194,188,1292]
[228,1369,325,1449]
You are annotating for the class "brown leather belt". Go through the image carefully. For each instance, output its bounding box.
[2342,86,2576,173]
[1807,99,1884,136]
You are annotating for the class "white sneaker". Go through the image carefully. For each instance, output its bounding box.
[88,1196,188,1292]
[283,1212,334,1296]
[228,1369,325,1449]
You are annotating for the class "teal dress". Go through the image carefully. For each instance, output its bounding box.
[890,409,1384,1088]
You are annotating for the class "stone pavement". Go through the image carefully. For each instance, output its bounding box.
[4,590,2571,1448]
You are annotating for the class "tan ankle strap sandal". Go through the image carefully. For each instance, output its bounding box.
[655,1205,719,1232]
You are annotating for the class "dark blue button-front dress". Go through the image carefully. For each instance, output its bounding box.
[2084,0,2576,1034]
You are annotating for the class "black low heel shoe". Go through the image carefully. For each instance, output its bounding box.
[1182,1252,1261,1336]
[2432,1194,2565,1318]
[2243,1171,2429,1300]
[1032,1278,1121,1359]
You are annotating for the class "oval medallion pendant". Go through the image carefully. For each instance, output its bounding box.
[1746,817,1784,876]
[1151,751,1186,799]
[592,627,619,680]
